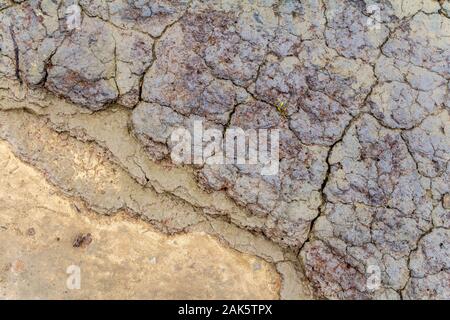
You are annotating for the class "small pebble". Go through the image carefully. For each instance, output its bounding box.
[72,233,93,248]
[26,227,35,236]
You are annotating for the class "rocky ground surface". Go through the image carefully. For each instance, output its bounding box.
[0,0,449,299]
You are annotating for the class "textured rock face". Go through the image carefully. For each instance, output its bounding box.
[0,0,449,299]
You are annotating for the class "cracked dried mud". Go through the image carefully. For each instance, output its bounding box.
[0,0,449,300]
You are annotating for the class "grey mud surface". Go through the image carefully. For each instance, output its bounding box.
[0,0,449,299]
